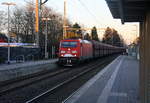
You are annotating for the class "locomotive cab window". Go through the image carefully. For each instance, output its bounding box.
[61,41,78,48]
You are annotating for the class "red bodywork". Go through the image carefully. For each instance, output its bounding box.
[59,39,80,58]
[58,39,125,66]
[0,39,7,43]
[58,39,93,65]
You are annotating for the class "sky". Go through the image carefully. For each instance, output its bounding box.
[0,0,139,44]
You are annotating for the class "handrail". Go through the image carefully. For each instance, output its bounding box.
[15,55,25,63]
[26,54,34,61]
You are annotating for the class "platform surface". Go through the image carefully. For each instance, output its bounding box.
[63,55,139,103]
[0,59,58,82]
[0,59,57,70]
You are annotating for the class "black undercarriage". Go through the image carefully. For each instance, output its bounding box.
[58,57,79,66]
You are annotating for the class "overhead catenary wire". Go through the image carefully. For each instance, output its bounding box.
[24,0,35,6]
[67,0,84,24]
[77,0,107,27]
[24,0,108,28]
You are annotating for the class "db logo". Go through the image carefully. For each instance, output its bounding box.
[67,51,71,53]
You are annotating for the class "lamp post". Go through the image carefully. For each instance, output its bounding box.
[42,17,51,59]
[2,2,16,64]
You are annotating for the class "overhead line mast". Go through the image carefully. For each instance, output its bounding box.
[35,0,39,46]
[63,0,67,39]
[35,0,48,46]
[63,0,108,39]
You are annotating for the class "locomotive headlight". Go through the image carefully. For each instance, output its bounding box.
[72,50,77,53]
[61,51,66,53]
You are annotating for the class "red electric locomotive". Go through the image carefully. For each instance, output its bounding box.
[58,39,93,66]
[58,39,126,66]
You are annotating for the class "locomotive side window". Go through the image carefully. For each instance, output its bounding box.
[61,41,77,48]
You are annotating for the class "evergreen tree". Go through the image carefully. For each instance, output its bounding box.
[91,26,99,41]
[102,27,124,47]
[72,23,82,38]
[84,33,91,40]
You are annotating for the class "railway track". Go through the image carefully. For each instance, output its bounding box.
[25,56,115,103]
[0,59,100,95]
[0,66,68,95]
[0,55,117,103]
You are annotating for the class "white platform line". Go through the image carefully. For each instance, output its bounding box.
[63,56,122,103]
[110,92,127,97]
[96,57,124,103]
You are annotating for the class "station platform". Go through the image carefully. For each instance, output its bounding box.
[0,59,57,71]
[63,55,139,103]
[0,59,58,82]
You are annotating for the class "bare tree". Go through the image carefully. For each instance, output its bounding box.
[11,7,26,42]
[10,3,66,44]
[10,2,71,58]
[0,11,7,33]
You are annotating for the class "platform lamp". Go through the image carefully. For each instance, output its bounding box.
[42,17,51,59]
[2,2,16,64]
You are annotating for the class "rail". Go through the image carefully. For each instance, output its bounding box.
[25,59,109,103]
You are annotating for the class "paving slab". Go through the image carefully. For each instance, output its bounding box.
[63,56,139,103]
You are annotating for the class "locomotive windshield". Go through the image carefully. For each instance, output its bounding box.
[61,41,77,48]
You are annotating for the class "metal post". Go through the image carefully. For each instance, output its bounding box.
[2,2,16,64]
[54,46,55,58]
[52,46,53,58]
[45,19,48,59]
[63,0,67,39]
[35,0,39,47]
[112,35,114,45]
[36,30,39,47]
[52,46,54,58]
[7,5,10,64]
[42,17,51,59]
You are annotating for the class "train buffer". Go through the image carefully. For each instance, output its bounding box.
[63,55,139,103]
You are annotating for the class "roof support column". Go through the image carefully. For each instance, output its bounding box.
[139,11,150,103]
[118,0,124,24]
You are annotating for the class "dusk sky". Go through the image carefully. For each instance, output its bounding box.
[0,0,139,44]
